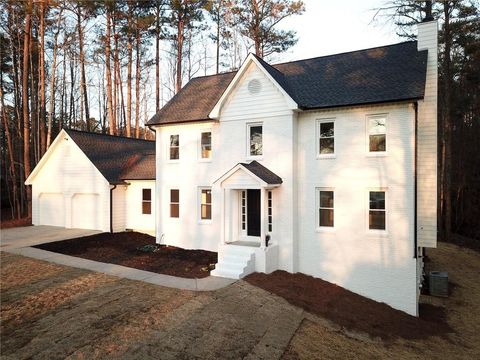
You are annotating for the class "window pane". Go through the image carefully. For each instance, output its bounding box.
[369,211,385,230]
[320,138,334,154]
[170,134,179,146]
[369,118,386,134]
[142,202,151,214]
[142,189,151,201]
[201,132,212,158]
[201,204,212,220]
[204,189,212,204]
[250,125,263,156]
[369,191,385,210]
[320,122,334,137]
[369,134,386,152]
[170,204,179,218]
[171,189,179,203]
[320,191,334,208]
[320,209,334,227]
[170,147,179,160]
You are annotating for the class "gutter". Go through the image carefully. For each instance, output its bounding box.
[110,185,117,233]
[414,102,418,258]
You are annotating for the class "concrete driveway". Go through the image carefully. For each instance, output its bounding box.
[0,225,101,250]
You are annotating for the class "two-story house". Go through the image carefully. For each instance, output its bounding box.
[147,20,437,316]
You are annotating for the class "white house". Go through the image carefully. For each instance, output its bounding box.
[25,129,156,235]
[147,20,438,316]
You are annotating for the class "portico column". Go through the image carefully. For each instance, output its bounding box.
[221,187,225,245]
[260,187,266,249]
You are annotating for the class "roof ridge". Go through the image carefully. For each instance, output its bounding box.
[65,128,155,143]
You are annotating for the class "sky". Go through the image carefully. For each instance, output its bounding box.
[275,0,402,63]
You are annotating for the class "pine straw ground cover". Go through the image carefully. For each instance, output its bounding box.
[246,242,480,359]
[35,232,217,279]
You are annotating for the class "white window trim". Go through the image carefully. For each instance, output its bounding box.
[316,118,336,159]
[315,187,336,232]
[267,190,273,233]
[366,188,388,236]
[366,114,388,156]
[198,130,212,162]
[240,190,247,236]
[246,122,263,160]
[167,134,180,163]
[198,187,212,224]
[169,188,180,219]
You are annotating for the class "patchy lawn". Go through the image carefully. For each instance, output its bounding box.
[34,232,217,278]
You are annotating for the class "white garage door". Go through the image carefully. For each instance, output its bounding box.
[71,193,101,230]
[39,193,65,227]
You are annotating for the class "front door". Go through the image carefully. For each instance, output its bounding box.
[247,189,260,236]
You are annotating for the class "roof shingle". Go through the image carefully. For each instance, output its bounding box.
[147,41,427,126]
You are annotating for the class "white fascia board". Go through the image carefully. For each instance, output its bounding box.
[25,129,68,185]
[213,163,269,187]
[209,53,298,119]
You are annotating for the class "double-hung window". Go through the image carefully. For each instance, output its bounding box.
[318,120,335,156]
[248,123,263,157]
[169,134,180,160]
[142,189,152,214]
[367,115,386,152]
[369,191,386,230]
[200,132,212,159]
[170,189,179,218]
[200,188,212,220]
[318,189,334,227]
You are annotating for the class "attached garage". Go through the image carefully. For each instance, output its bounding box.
[38,193,65,227]
[25,129,156,233]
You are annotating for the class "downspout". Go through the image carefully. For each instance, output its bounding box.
[110,185,117,233]
[414,102,418,258]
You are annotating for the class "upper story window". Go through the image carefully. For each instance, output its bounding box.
[170,189,179,218]
[318,189,334,227]
[317,120,335,156]
[248,123,263,157]
[169,135,179,160]
[200,131,212,159]
[142,189,152,214]
[367,116,386,152]
[369,191,386,230]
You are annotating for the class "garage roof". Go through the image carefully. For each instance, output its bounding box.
[66,130,156,184]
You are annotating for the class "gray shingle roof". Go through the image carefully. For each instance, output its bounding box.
[241,161,283,185]
[66,130,155,184]
[147,41,427,126]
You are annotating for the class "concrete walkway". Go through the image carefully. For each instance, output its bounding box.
[1,226,235,291]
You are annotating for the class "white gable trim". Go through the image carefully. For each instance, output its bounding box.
[214,163,269,188]
[209,54,298,119]
[25,130,108,185]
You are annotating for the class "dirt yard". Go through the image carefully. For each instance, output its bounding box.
[1,241,479,359]
[35,232,217,278]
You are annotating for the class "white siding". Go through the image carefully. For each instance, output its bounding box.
[296,103,418,315]
[112,186,126,232]
[125,180,155,234]
[417,21,438,248]
[30,133,110,232]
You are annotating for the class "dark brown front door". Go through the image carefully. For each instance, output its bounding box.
[247,189,260,236]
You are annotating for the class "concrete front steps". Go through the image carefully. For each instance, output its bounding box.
[211,243,256,279]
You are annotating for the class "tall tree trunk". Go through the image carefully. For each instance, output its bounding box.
[215,4,220,74]
[105,10,115,135]
[38,0,46,156]
[155,4,161,112]
[23,0,33,217]
[126,15,133,137]
[176,17,184,93]
[113,20,118,131]
[47,11,62,148]
[442,2,453,239]
[60,38,67,131]
[77,7,90,131]
[135,29,141,138]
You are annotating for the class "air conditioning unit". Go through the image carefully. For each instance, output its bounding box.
[429,271,448,297]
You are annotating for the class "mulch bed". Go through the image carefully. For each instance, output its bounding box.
[35,232,217,279]
[245,271,453,341]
